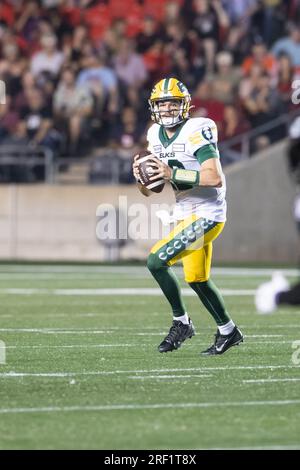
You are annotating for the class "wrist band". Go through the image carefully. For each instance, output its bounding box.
[171,168,200,186]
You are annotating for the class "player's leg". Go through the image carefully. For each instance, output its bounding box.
[147,214,213,352]
[181,223,243,355]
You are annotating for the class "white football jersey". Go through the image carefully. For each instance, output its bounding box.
[146,117,227,222]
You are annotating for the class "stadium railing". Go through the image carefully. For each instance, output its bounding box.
[219,108,300,164]
[0,144,55,183]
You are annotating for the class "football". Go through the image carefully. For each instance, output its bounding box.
[136,150,165,193]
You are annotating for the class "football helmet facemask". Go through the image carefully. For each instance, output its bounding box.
[148,78,191,128]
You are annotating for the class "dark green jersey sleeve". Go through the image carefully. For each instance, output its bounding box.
[194,144,219,165]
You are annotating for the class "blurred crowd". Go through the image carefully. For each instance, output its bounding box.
[0,0,300,182]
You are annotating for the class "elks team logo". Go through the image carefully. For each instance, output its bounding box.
[201,126,213,141]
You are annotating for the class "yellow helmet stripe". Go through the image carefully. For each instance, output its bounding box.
[169,78,177,94]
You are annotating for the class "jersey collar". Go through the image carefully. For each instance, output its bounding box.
[159,120,187,148]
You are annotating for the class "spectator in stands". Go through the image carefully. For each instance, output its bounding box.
[14,70,37,111]
[276,53,295,108]
[113,38,148,115]
[191,0,229,73]
[109,106,145,151]
[0,96,19,143]
[222,0,258,63]
[192,79,225,127]
[242,39,277,78]
[31,32,64,78]
[19,87,61,154]
[113,38,148,90]
[0,36,27,97]
[219,104,250,164]
[239,63,264,103]
[272,22,300,70]
[54,66,93,156]
[136,16,162,54]
[143,39,171,85]
[208,51,241,105]
[76,53,118,113]
[222,0,258,25]
[14,0,43,45]
[250,0,286,48]
[241,71,285,149]
[63,24,89,67]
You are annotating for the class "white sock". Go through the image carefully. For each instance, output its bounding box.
[218,320,235,335]
[173,313,189,325]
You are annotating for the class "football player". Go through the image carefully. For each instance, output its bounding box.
[132,78,243,355]
[255,271,294,314]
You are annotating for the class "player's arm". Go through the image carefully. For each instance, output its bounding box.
[148,156,223,188]
[132,154,152,197]
[197,157,223,187]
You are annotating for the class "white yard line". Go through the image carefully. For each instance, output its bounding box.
[0,328,113,334]
[128,375,213,379]
[0,265,298,277]
[0,328,291,338]
[243,378,300,384]
[0,287,255,296]
[240,324,300,329]
[201,445,300,450]
[6,344,136,349]
[246,335,284,338]
[2,340,296,348]
[0,399,300,414]
[0,365,299,379]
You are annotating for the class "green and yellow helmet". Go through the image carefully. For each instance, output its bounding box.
[148,77,191,128]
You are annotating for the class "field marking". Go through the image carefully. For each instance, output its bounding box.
[240,324,300,329]
[2,340,296,350]
[246,335,283,338]
[0,328,290,338]
[6,344,136,349]
[243,378,300,384]
[0,364,299,379]
[0,399,300,415]
[0,265,298,277]
[128,375,213,379]
[201,445,300,450]
[0,287,255,296]
[0,328,114,334]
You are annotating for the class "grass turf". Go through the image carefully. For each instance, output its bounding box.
[0,264,299,450]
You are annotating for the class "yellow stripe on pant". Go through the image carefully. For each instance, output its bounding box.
[150,214,225,283]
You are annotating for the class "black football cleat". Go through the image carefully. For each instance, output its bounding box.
[158,318,195,353]
[201,326,243,356]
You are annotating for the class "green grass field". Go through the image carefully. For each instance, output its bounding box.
[0,264,300,450]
